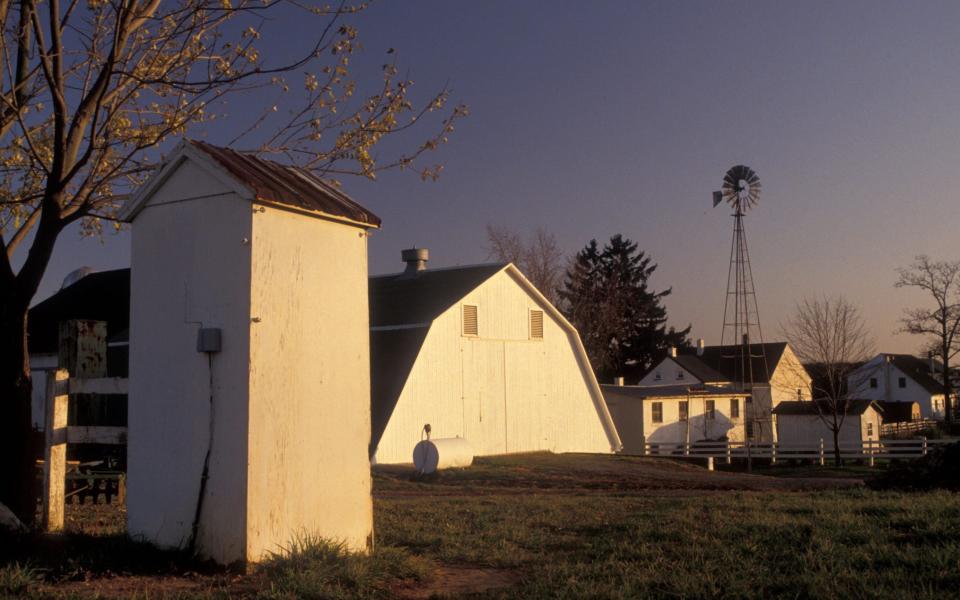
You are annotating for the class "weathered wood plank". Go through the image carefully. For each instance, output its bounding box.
[69,377,128,395]
[66,426,128,445]
[43,369,70,533]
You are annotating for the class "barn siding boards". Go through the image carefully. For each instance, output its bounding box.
[246,206,373,561]
[127,186,253,564]
[371,266,618,464]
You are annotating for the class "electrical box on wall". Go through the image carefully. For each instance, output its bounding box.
[197,328,222,353]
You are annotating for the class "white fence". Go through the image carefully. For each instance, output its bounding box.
[638,438,951,466]
[42,368,128,532]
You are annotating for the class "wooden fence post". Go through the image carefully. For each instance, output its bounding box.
[726,441,732,465]
[818,438,825,466]
[922,436,928,457]
[684,441,690,456]
[43,369,70,533]
[867,439,875,467]
[771,442,777,466]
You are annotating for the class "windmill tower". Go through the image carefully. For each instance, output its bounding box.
[713,165,770,438]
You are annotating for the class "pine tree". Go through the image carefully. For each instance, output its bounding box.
[560,235,690,383]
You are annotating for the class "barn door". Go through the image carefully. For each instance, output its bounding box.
[504,342,547,453]
[461,340,507,455]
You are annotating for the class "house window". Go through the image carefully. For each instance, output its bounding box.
[677,371,684,380]
[730,398,740,419]
[462,305,478,336]
[529,310,544,339]
[679,401,689,421]
[705,400,716,420]
[898,377,906,389]
[652,402,663,423]
[870,378,878,389]
[866,422,874,438]
[654,371,662,381]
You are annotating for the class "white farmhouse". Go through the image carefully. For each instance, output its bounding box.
[601,384,750,454]
[637,341,812,442]
[121,141,378,564]
[369,250,621,464]
[774,399,883,447]
[848,354,951,419]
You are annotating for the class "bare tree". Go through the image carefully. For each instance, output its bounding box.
[486,224,563,304]
[896,255,960,423]
[781,296,875,465]
[0,0,467,524]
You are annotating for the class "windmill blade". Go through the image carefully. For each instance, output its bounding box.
[713,191,723,207]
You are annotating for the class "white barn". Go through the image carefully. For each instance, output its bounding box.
[369,251,621,464]
[121,141,378,564]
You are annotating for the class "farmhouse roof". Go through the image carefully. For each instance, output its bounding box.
[772,398,879,416]
[670,342,789,384]
[368,263,505,327]
[28,269,130,354]
[121,140,381,227]
[599,384,749,400]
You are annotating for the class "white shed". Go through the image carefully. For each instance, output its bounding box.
[369,251,621,464]
[773,399,883,447]
[121,141,379,564]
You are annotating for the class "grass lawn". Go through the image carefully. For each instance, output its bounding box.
[3,453,959,598]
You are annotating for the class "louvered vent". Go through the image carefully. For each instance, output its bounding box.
[463,305,478,336]
[530,310,544,339]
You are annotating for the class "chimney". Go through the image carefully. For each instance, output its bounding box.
[697,338,705,356]
[669,346,677,358]
[614,376,625,386]
[401,247,429,277]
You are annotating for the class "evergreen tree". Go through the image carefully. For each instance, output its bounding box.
[560,235,690,383]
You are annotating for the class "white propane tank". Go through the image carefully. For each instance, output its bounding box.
[412,437,474,474]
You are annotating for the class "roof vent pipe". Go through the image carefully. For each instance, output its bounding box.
[401,247,429,277]
[697,338,705,356]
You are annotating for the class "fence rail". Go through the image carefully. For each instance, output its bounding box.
[638,437,950,466]
[42,369,128,533]
[881,419,938,437]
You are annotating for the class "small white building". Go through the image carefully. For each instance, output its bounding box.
[601,384,749,454]
[369,251,621,464]
[638,342,812,442]
[122,141,379,564]
[774,399,883,447]
[848,354,951,419]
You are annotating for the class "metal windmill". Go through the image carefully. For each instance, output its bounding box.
[713,165,770,405]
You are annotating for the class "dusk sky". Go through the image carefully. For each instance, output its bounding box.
[25,1,960,353]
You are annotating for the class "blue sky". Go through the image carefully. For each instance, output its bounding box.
[28,1,960,352]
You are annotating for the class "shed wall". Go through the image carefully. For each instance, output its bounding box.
[374,269,612,463]
[246,206,373,560]
[127,161,253,564]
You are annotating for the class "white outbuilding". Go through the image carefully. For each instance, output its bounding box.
[773,399,883,447]
[369,250,621,464]
[121,141,379,565]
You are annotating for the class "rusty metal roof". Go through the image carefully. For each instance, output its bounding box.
[190,140,381,227]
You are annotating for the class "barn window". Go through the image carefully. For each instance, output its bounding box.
[730,398,740,419]
[676,370,684,380]
[705,400,716,420]
[898,377,906,388]
[654,371,662,381]
[529,310,544,339]
[870,378,878,388]
[678,401,689,421]
[651,402,663,423]
[462,305,478,336]
[866,422,874,438]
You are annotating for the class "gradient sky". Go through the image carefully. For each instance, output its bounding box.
[24,1,960,353]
